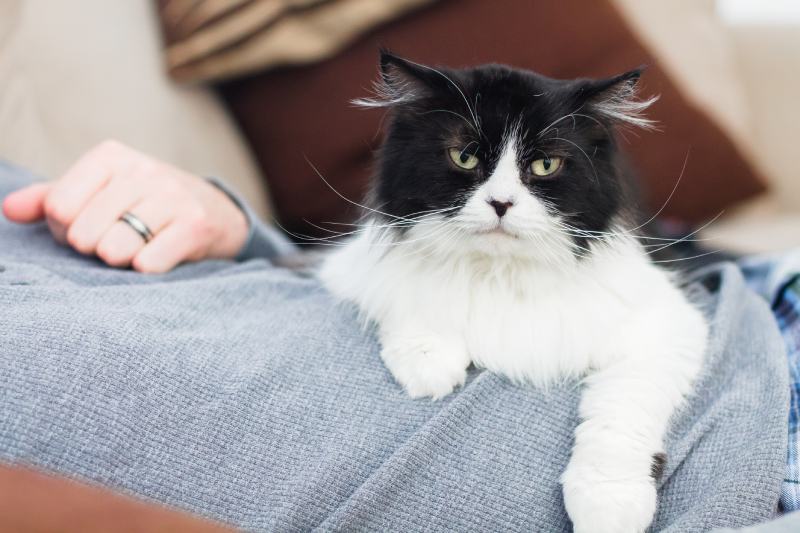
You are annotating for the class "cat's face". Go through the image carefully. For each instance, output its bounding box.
[360,52,655,262]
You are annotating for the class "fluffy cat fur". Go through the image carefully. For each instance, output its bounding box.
[319,51,707,533]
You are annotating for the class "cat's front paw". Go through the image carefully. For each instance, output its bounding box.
[561,456,658,533]
[381,334,470,400]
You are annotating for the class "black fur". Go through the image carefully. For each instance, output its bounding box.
[650,452,667,481]
[367,51,644,251]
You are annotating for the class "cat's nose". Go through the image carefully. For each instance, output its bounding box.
[488,199,514,217]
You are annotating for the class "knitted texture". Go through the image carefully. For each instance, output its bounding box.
[0,161,789,532]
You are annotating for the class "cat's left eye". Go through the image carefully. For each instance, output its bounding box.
[531,157,563,177]
[448,148,480,170]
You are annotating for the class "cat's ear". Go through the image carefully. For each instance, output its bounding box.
[352,49,441,108]
[578,69,659,129]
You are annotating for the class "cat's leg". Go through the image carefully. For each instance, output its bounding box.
[380,326,471,400]
[561,310,707,533]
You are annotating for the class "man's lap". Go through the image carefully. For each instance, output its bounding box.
[0,161,790,531]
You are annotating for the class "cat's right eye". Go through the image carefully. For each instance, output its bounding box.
[448,148,480,170]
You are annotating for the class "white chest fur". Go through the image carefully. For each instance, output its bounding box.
[319,224,697,388]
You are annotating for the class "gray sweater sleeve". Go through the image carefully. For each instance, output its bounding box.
[209,178,297,262]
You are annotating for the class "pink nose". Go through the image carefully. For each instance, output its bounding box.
[488,199,513,217]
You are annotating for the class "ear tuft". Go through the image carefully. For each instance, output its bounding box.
[584,68,659,130]
[352,49,428,109]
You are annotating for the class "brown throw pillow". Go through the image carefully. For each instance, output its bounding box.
[215,0,766,237]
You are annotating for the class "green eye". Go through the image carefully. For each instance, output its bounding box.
[448,147,480,170]
[531,157,563,177]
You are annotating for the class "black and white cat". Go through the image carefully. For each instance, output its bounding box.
[320,51,707,533]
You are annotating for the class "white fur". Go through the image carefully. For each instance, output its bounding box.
[351,76,419,108]
[318,136,707,533]
[592,80,660,130]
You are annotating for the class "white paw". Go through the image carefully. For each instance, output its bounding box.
[381,334,470,399]
[561,458,657,533]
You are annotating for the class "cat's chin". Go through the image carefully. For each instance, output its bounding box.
[462,231,541,259]
[477,227,516,238]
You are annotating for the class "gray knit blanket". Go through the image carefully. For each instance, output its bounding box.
[0,161,789,532]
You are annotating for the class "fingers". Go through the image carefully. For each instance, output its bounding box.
[2,183,51,222]
[95,199,175,268]
[133,221,206,274]
[66,176,145,254]
[3,183,69,244]
[44,148,113,228]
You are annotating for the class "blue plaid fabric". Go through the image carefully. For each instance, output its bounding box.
[775,275,800,511]
[741,251,800,512]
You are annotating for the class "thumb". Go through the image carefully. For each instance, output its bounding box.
[2,182,52,223]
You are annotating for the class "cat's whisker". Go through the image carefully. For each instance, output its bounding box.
[552,218,716,246]
[402,58,483,136]
[344,217,471,254]
[555,228,711,246]
[538,106,585,138]
[616,150,691,236]
[420,109,478,132]
[378,230,437,260]
[393,222,470,262]
[559,226,713,244]
[640,211,724,256]
[548,137,599,183]
[570,113,611,137]
[537,106,614,140]
[273,223,353,246]
[300,219,370,240]
[312,207,459,235]
[649,249,721,264]
[304,157,439,225]
[272,214,439,247]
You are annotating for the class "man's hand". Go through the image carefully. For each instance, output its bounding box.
[1,140,249,273]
